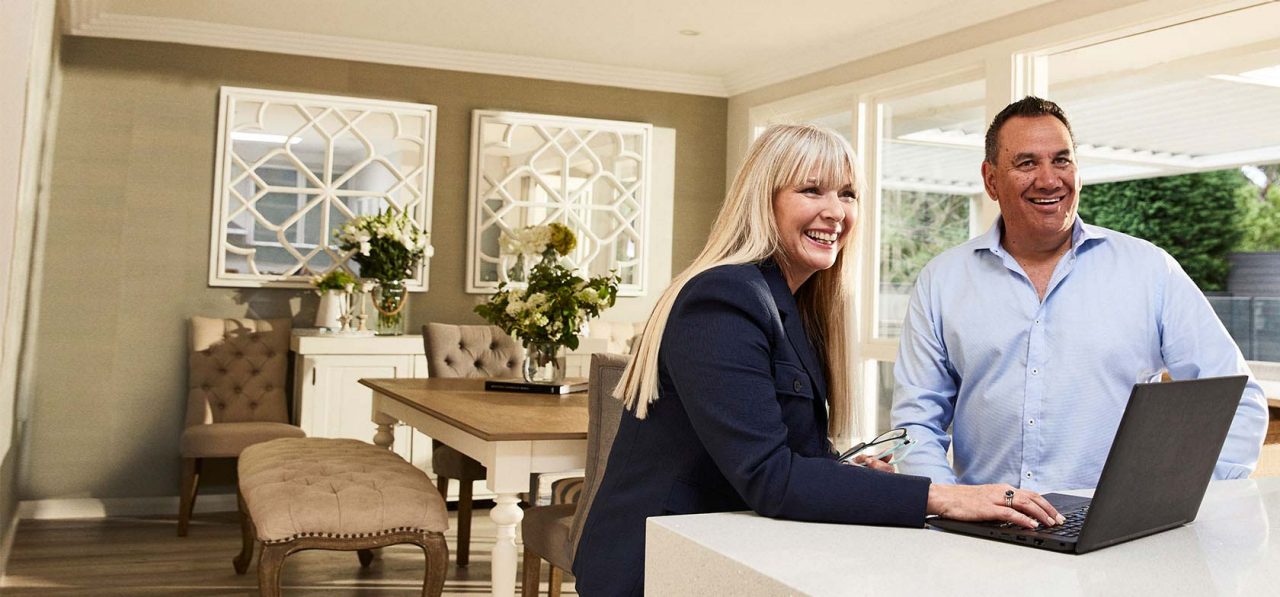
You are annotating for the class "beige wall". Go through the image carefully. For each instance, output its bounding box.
[23,37,726,501]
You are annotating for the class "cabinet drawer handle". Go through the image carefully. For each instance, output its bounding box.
[311,368,316,385]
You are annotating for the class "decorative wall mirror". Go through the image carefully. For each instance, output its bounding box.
[209,86,436,290]
[466,110,651,295]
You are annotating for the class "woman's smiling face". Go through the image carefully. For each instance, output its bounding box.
[772,171,857,292]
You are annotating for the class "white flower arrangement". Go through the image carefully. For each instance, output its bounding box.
[475,223,618,350]
[334,210,433,282]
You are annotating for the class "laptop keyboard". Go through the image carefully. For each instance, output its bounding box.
[1040,506,1089,538]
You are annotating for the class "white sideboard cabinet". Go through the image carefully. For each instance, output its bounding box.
[291,332,430,467]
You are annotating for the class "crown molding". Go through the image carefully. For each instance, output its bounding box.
[63,1,1044,99]
[63,1,730,98]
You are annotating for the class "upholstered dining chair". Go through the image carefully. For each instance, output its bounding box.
[178,316,305,536]
[520,352,628,597]
[421,322,525,566]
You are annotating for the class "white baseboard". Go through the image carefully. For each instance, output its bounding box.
[17,493,239,520]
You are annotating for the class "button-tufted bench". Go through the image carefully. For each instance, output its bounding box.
[234,437,449,596]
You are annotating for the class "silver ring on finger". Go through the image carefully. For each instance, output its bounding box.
[1004,489,1015,508]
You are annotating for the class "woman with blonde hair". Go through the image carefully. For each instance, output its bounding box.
[572,124,1061,596]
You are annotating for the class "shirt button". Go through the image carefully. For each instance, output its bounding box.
[1028,419,1035,426]
[1034,319,1041,324]
[793,380,803,392]
[1025,471,1033,479]
[1031,368,1039,375]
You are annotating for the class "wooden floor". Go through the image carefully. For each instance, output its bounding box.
[1,508,577,596]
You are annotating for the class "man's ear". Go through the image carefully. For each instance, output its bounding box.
[981,161,998,202]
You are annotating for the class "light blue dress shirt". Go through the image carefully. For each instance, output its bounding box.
[890,217,1268,492]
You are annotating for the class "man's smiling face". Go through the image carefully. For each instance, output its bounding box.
[982,115,1080,245]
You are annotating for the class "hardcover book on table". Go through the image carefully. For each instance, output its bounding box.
[484,378,589,395]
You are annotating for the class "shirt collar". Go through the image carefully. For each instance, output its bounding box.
[976,216,1108,257]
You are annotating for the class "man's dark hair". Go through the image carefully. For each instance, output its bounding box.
[983,96,1074,164]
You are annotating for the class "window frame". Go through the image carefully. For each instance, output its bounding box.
[746,0,1264,441]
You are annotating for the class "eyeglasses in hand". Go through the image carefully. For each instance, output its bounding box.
[837,428,913,466]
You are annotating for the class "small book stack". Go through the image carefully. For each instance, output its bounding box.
[484,378,589,395]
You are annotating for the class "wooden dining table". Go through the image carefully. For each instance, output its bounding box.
[358,377,588,597]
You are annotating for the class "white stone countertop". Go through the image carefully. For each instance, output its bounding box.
[646,478,1280,596]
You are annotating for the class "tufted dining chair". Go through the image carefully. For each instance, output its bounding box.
[422,322,524,566]
[178,317,305,536]
[520,352,627,597]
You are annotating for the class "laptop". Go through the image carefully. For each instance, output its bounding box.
[927,375,1248,554]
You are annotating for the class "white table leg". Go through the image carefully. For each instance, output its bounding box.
[489,492,524,597]
[372,411,397,450]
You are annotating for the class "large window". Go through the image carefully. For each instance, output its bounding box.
[870,78,984,339]
[753,1,1280,440]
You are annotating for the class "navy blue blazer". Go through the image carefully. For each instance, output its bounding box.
[573,261,931,596]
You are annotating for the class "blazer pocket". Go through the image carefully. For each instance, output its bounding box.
[773,361,814,400]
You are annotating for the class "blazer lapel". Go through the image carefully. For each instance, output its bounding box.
[760,263,829,406]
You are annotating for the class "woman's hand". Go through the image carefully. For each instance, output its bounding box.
[850,454,896,473]
[926,484,1064,529]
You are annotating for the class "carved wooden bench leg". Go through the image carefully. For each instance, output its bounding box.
[521,547,542,597]
[422,531,448,597]
[232,491,255,574]
[257,543,290,597]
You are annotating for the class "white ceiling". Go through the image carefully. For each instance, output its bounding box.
[63,0,1054,97]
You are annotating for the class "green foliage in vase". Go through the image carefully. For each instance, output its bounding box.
[1078,170,1250,291]
[311,269,358,292]
[334,210,433,283]
[476,224,619,350]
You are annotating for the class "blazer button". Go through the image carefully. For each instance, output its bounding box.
[793,379,803,392]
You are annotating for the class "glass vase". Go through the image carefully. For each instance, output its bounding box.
[522,342,565,384]
[372,279,407,336]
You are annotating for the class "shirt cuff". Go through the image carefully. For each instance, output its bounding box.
[1213,462,1253,480]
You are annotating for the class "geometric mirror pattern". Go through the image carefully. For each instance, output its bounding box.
[466,110,650,296]
[209,87,436,290]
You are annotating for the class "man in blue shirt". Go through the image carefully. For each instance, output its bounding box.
[890,96,1268,492]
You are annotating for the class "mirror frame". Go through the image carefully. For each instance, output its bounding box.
[208,86,437,290]
[465,110,652,295]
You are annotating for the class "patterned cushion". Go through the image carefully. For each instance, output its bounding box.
[239,438,448,543]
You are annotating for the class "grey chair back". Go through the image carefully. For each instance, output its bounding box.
[422,323,524,378]
[566,352,629,558]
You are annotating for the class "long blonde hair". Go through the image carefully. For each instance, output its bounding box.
[617,123,862,440]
